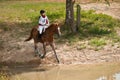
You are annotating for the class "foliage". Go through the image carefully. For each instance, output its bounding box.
[80,10,119,35]
[60,10,120,48]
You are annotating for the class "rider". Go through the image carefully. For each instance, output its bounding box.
[38,10,49,34]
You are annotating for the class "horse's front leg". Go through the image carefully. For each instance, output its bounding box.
[40,43,46,58]
[50,43,60,63]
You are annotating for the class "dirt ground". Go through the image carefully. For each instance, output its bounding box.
[81,2,120,19]
[0,2,120,66]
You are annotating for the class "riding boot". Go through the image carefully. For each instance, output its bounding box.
[38,32,42,39]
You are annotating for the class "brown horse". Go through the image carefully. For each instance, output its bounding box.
[25,23,61,63]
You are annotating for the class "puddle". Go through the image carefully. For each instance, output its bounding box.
[4,63,120,80]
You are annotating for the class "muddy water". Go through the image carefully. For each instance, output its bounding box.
[9,63,120,80]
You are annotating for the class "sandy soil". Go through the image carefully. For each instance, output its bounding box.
[0,2,120,66]
[81,2,120,19]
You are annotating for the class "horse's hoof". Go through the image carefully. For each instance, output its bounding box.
[38,54,41,57]
[39,54,44,59]
[40,56,45,59]
[56,59,60,63]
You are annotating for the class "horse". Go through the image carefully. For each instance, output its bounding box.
[25,23,61,63]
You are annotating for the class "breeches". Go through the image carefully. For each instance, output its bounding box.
[38,26,48,34]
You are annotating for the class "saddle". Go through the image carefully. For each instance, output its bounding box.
[38,31,44,39]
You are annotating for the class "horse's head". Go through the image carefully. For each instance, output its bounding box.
[47,23,61,37]
[54,23,61,37]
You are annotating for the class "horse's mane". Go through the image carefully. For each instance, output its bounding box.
[46,23,57,30]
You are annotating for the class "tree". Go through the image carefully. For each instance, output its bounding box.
[65,0,110,33]
[65,0,76,33]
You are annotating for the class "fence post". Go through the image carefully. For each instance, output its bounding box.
[76,4,81,31]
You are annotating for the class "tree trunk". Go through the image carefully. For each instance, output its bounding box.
[65,0,76,32]
[76,4,81,31]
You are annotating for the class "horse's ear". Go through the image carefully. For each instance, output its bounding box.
[55,23,59,26]
[56,23,62,27]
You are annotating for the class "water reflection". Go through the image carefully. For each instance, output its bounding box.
[97,73,120,80]
[9,63,120,80]
[97,76,107,80]
[114,73,120,80]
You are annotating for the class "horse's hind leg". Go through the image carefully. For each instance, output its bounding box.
[34,42,41,57]
[50,43,60,63]
[40,43,47,59]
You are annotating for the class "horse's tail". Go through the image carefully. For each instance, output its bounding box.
[24,28,33,42]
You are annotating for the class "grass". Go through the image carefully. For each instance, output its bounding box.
[0,1,65,41]
[0,1,65,23]
[0,1,120,49]
[60,10,120,49]
[0,71,9,80]
[89,38,106,47]
[77,43,86,50]
[80,10,119,35]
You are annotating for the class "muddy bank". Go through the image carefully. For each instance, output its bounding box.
[0,38,120,66]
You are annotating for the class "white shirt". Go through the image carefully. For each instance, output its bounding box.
[39,16,49,26]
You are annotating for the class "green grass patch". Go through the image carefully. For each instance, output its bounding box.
[80,10,119,35]
[0,1,65,23]
[108,33,120,43]
[77,43,86,50]
[61,10,120,47]
[0,1,65,39]
[89,38,106,47]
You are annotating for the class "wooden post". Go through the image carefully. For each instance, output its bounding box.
[76,4,81,31]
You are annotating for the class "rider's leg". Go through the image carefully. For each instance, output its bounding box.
[43,26,48,32]
[38,26,43,34]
